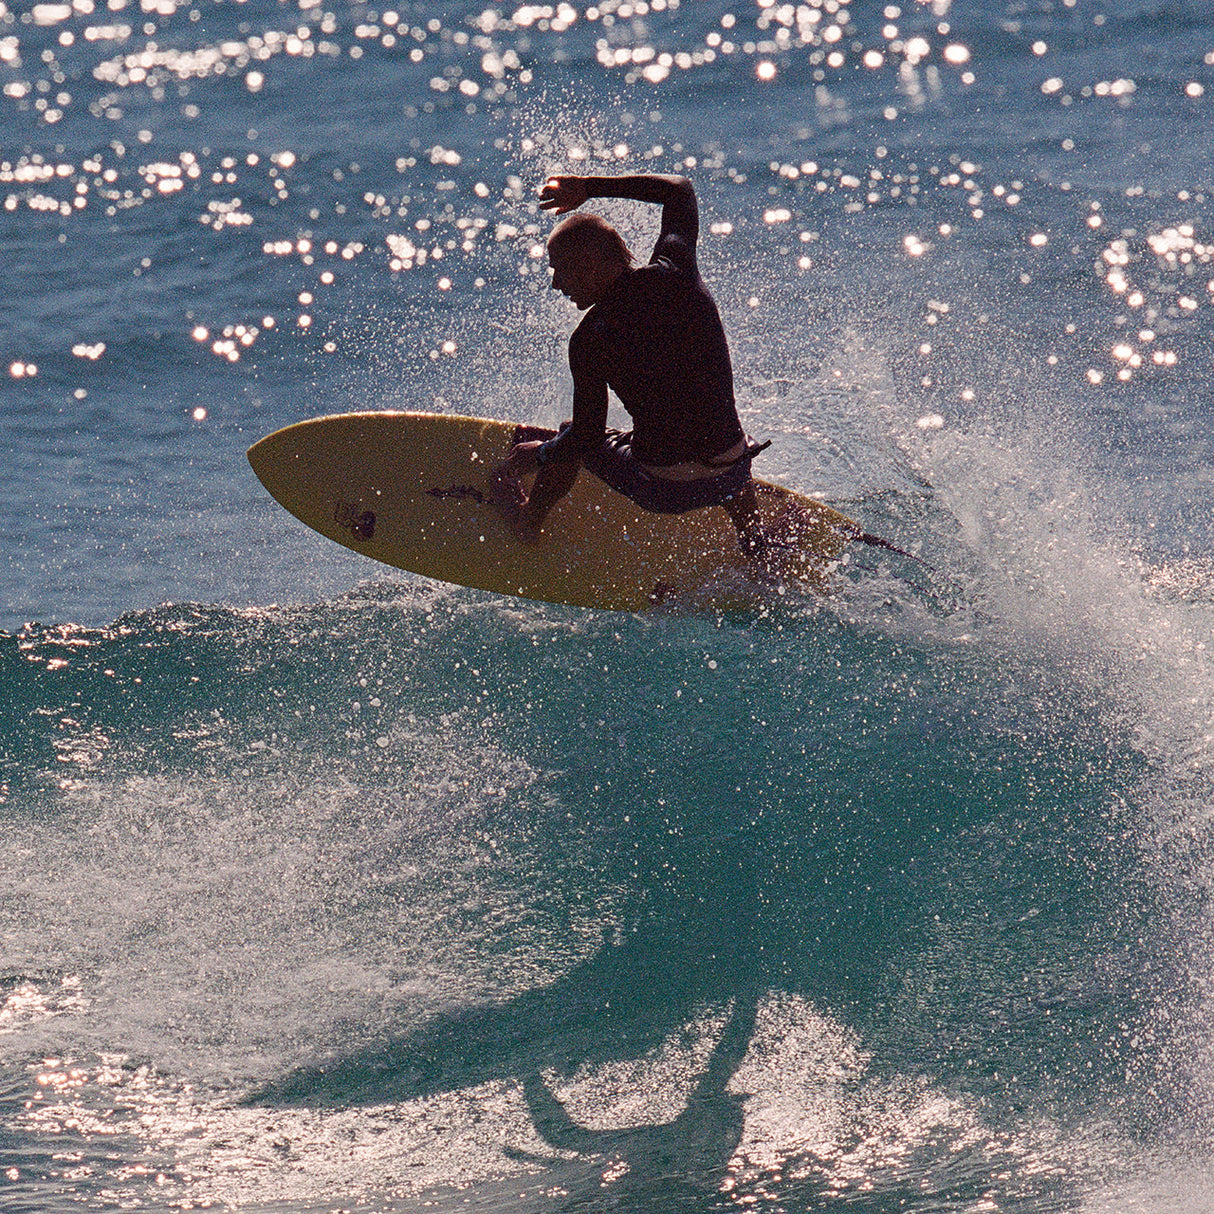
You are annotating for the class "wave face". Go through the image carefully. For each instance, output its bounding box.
[4,553,1214,1209]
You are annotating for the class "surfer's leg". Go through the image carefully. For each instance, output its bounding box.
[524,457,579,528]
[717,441,773,559]
[583,437,767,535]
[579,431,687,513]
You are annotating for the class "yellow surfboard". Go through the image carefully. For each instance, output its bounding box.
[247,411,858,612]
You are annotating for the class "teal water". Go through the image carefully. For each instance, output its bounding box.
[4,1,1214,1209]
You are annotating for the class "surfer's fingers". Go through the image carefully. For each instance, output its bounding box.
[538,176,586,213]
[505,440,544,470]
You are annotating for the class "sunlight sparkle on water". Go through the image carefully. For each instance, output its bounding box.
[0,0,1206,410]
[0,0,990,391]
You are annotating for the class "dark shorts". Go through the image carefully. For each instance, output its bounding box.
[584,429,762,514]
[521,424,765,515]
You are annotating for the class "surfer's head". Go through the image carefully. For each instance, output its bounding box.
[547,214,633,308]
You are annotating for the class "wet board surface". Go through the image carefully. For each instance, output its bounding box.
[247,411,858,612]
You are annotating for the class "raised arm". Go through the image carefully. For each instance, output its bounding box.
[540,172,694,212]
[539,173,699,253]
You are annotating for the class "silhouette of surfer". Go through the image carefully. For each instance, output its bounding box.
[491,173,769,554]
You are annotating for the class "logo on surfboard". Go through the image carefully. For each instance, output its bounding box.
[334,500,376,540]
[426,484,486,504]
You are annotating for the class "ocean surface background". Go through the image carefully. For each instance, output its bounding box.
[3,0,1214,1210]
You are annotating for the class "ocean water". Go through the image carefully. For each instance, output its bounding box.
[3,0,1214,1209]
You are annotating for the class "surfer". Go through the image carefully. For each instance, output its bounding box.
[491,172,768,553]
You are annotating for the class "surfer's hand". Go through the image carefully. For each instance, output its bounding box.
[489,442,543,514]
[538,176,587,214]
[497,440,543,477]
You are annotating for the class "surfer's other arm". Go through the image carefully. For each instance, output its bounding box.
[489,440,579,546]
[538,172,695,220]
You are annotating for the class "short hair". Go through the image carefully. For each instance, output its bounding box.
[548,213,634,268]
